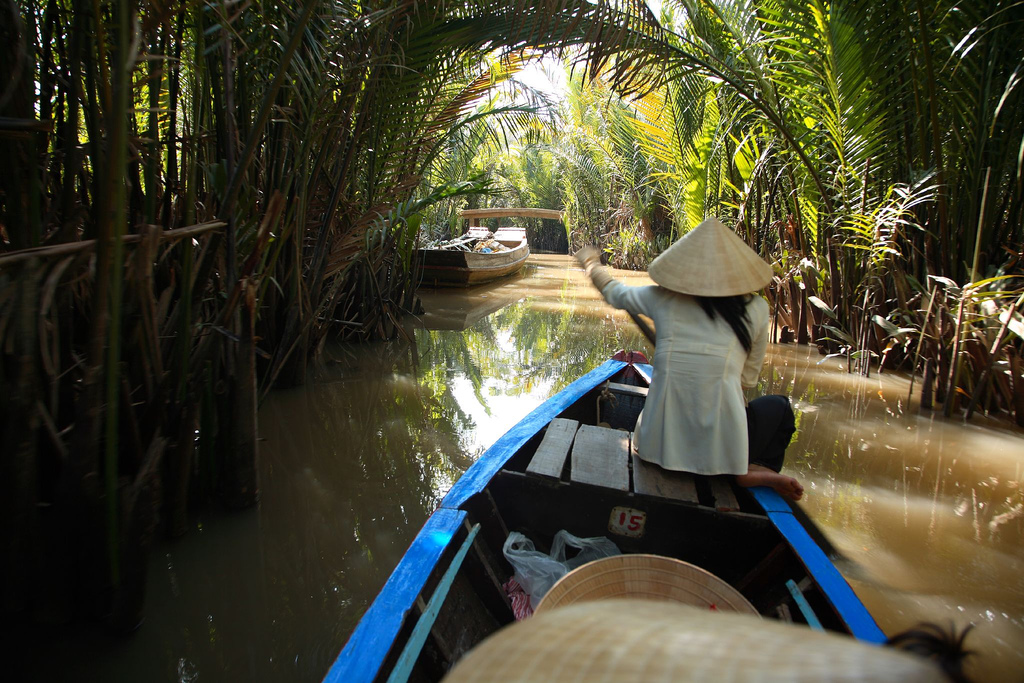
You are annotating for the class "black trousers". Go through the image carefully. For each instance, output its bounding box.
[746,395,796,472]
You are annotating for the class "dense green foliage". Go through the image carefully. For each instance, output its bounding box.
[0,0,660,627]
[471,0,1024,421]
[638,0,1024,418]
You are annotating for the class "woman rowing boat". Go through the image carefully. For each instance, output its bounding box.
[576,217,804,500]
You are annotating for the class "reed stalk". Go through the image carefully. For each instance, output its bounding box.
[907,285,938,405]
[964,292,1024,421]
[943,293,968,418]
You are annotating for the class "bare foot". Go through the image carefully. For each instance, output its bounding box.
[736,464,805,501]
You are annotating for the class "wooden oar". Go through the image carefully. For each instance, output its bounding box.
[628,311,656,347]
[576,246,657,347]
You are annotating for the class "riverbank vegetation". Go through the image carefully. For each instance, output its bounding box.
[465,1,1024,426]
[0,0,661,631]
[0,0,1021,636]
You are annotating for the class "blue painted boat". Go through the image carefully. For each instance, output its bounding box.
[325,352,885,683]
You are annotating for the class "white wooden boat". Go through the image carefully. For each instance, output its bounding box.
[415,226,529,287]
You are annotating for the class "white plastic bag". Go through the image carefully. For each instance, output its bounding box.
[502,530,620,609]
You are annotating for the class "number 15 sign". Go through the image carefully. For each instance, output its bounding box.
[608,506,647,538]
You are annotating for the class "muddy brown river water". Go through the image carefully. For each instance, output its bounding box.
[22,255,1024,682]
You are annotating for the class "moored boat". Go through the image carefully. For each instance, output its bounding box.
[324,351,885,683]
[415,226,530,287]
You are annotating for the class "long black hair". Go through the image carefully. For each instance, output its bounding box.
[696,295,753,352]
[886,622,975,682]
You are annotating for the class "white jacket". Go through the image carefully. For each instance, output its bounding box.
[600,281,769,474]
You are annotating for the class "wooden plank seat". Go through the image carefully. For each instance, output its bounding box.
[709,476,741,511]
[570,425,630,491]
[526,418,579,479]
[630,452,699,503]
[629,425,740,509]
[524,418,739,511]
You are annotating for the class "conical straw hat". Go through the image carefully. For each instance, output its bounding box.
[443,599,942,682]
[648,217,773,296]
[536,554,758,616]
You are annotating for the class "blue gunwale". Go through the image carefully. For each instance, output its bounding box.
[386,524,481,683]
[749,487,886,644]
[325,358,626,683]
[324,508,468,683]
[441,358,627,509]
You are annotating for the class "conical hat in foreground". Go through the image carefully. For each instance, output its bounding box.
[536,554,758,616]
[648,217,773,296]
[443,599,941,683]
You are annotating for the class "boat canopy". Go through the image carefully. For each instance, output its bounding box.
[460,208,563,226]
